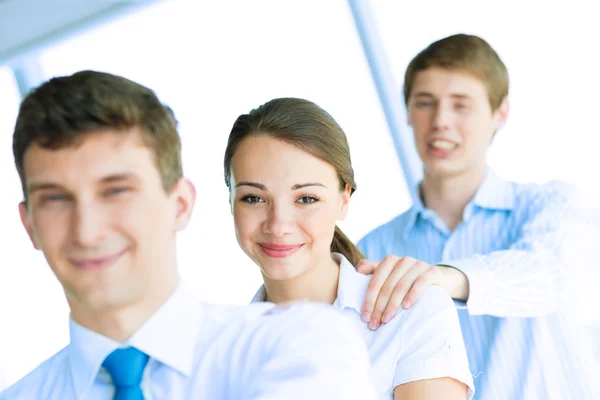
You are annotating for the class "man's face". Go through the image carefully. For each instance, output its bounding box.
[19,127,194,317]
[407,67,508,179]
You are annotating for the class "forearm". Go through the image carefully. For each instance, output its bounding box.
[394,378,469,400]
[444,249,571,317]
[437,266,469,302]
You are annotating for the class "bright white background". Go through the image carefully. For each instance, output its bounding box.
[0,0,598,389]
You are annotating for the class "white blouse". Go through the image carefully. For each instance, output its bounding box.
[252,253,475,399]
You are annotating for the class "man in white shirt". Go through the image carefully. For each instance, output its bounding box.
[1,70,377,400]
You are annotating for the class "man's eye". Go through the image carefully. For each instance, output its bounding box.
[42,195,67,203]
[415,101,433,108]
[105,187,129,196]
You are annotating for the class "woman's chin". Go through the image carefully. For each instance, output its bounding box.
[259,264,302,282]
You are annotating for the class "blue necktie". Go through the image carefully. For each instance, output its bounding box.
[102,347,149,400]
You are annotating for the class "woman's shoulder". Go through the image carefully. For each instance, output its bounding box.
[384,286,456,332]
[408,286,455,314]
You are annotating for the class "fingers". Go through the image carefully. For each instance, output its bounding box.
[360,256,442,331]
[380,263,438,323]
[360,255,401,324]
[369,258,419,329]
[402,273,434,309]
[356,259,378,275]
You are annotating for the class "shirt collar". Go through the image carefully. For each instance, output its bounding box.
[402,186,426,239]
[470,169,515,211]
[68,317,119,399]
[250,253,369,314]
[68,282,203,398]
[402,168,515,238]
[332,253,370,313]
[250,286,267,303]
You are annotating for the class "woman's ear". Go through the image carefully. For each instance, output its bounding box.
[338,184,352,221]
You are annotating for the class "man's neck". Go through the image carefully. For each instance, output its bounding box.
[263,253,340,305]
[420,166,487,232]
[69,276,180,343]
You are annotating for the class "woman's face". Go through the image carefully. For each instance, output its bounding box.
[229,135,351,281]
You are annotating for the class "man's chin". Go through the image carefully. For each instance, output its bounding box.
[66,285,133,312]
[425,162,468,178]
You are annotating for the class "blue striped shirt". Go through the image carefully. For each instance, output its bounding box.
[358,169,599,400]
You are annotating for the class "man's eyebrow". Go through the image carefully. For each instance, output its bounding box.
[412,92,472,100]
[99,173,141,183]
[27,182,63,194]
[413,91,435,98]
[450,93,472,100]
[27,173,140,194]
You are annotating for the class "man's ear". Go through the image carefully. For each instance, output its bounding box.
[407,105,413,127]
[19,201,40,250]
[173,178,196,231]
[493,96,509,131]
[338,184,352,221]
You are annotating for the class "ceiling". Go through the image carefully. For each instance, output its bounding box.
[0,0,155,65]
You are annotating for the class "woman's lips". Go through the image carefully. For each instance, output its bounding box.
[258,243,304,258]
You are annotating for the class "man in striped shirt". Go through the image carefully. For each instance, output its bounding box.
[356,34,598,399]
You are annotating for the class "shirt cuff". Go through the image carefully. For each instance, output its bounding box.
[440,258,493,316]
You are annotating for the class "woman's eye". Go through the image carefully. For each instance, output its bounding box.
[241,195,264,204]
[297,196,319,204]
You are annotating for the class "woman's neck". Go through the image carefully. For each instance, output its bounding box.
[263,253,340,305]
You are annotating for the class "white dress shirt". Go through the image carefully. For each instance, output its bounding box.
[1,282,377,400]
[252,253,475,399]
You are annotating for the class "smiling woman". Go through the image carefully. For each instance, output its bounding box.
[222,97,474,399]
[225,98,358,303]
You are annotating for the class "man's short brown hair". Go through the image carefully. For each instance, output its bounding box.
[13,70,183,201]
[404,34,509,111]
